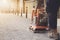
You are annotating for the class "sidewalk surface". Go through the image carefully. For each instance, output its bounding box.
[0,13,60,40]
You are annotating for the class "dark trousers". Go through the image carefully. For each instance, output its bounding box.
[48,12,57,30]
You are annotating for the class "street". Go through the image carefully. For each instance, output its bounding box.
[0,13,60,40]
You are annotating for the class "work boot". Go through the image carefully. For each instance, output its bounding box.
[48,29,59,40]
[52,33,59,40]
[48,29,54,38]
[53,29,59,40]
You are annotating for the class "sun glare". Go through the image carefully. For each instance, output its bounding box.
[19,0,23,8]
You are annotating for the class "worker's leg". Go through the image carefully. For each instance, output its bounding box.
[48,12,59,39]
[48,12,57,30]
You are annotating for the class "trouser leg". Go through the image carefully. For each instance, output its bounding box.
[47,12,59,39]
[48,12,57,30]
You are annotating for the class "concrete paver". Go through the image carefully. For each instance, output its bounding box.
[0,13,60,40]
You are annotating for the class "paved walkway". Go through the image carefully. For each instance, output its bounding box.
[0,13,60,40]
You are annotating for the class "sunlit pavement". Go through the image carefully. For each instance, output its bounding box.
[57,19,60,33]
[0,13,60,40]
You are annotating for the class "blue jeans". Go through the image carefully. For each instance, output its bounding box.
[48,12,57,30]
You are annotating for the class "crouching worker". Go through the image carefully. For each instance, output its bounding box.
[36,7,48,26]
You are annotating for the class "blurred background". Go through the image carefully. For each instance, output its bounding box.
[0,0,60,18]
